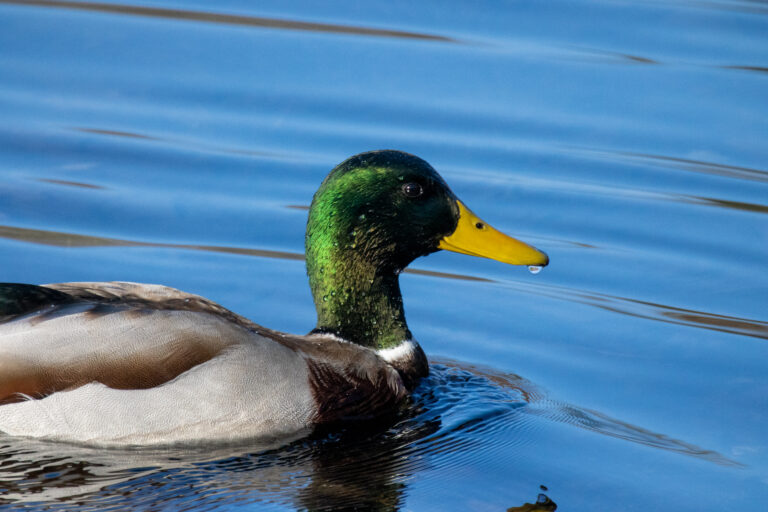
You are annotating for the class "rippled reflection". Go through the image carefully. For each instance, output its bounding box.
[691,196,768,215]
[723,65,768,74]
[73,127,156,141]
[3,223,765,340]
[69,125,293,160]
[0,0,453,42]
[35,178,105,190]
[0,361,732,510]
[1,0,765,508]
[584,149,768,184]
[507,488,558,512]
[499,280,768,341]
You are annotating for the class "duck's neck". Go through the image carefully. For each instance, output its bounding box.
[307,249,410,350]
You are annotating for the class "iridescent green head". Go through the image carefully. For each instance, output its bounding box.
[305,150,548,350]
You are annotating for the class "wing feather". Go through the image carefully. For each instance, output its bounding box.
[0,282,254,404]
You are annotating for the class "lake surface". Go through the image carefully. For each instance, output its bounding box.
[1,0,767,510]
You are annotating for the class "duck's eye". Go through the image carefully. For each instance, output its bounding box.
[402,182,423,198]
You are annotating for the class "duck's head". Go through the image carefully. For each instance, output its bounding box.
[306,150,548,352]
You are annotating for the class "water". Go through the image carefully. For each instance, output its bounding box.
[0,0,767,510]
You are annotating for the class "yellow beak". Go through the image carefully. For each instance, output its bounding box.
[438,201,549,267]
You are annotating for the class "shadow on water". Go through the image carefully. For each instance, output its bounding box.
[0,360,733,510]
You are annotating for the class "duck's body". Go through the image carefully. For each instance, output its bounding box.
[0,281,415,445]
[0,151,547,445]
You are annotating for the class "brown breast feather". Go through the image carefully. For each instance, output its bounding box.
[281,335,408,424]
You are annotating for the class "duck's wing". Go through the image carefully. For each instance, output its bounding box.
[0,282,408,444]
[0,281,256,405]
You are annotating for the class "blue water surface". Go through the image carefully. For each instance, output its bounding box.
[0,0,767,510]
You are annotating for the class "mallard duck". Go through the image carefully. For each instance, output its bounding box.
[0,150,548,445]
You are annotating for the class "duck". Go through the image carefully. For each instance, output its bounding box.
[0,150,548,446]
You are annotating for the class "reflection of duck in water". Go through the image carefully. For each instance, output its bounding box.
[0,150,548,445]
[507,486,557,511]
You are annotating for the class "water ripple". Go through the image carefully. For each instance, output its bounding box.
[500,279,768,341]
[0,360,734,510]
[689,195,768,214]
[0,224,305,261]
[69,126,298,161]
[722,64,768,74]
[35,178,105,190]
[580,148,768,184]
[430,360,738,466]
[568,45,659,65]
[73,127,157,141]
[2,223,765,339]
[0,0,454,42]
[0,224,490,282]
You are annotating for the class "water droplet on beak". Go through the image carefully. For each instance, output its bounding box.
[528,265,542,275]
